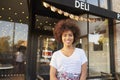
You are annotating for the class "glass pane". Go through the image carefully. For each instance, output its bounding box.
[100,0,108,9]
[0,21,14,75]
[37,36,57,79]
[14,23,28,73]
[36,15,88,79]
[87,0,98,6]
[36,16,59,80]
[0,20,28,79]
[76,14,88,76]
[88,15,110,77]
[111,0,120,13]
[35,15,58,30]
[116,20,120,23]
[14,23,28,47]
[36,15,89,79]
[79,0,86,2]
[115,22,120,72]
[0,21,14,53]
[76,14,88,54]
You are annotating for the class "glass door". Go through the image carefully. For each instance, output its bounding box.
[35,14,111,79]
[88,15,110,77]
[76,14,110,78]
[36,35,58,80]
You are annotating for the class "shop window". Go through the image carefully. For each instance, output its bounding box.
[115,21,120,73]
[0,20,28,77]
[87,0,98,6]
[86,0,108,9]
[100,0,108,9]
[88,15,110,77]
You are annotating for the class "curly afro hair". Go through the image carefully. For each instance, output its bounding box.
[53,19,80,44]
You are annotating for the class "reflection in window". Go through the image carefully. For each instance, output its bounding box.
[88,15,110,77]
[37,36,57,76]
[0,21,14,53]
[100,0,108,9]
[86,0,108,9]
[79,0,86,2]
[115,22,120,72]
[14,23,28,48]
[87,0,98,6]
[0,20,28,53]
[0,20,28,65]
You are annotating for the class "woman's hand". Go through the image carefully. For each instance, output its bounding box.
[50,66,58,80]
[80,62,87,80]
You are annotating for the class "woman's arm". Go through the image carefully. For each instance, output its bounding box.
[80,62,87,80]
[50,66,58,80]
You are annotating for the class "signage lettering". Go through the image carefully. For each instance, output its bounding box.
[117,13,120,19]
[75,0,89,11]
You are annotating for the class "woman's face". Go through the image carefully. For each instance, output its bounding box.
[62,30,74,47]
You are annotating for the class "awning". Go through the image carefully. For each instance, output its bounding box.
[44,0,120,20]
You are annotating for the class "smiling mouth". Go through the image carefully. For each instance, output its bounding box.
[66,41,71,43]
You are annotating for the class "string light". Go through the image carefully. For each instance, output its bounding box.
[36,19,39,21]
[50,6,57,12]
[42,1,105,22]
[22,12,25,14]
[58,10,63,14]
[26,16,29,19]
[20,2,23,5]
[8,8,11,10]
[45,21,48,23]
[2,8,5,10]
[79,17,84,21]
[10,19,13,22]
[69,14,74,19]
[8,17,11,19]
[63,12,69,17]
[19,19,22,22]
[43,2,50,8]
[14,12,18,15]
[74,16,79,21]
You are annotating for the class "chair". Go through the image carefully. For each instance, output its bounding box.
[37,75,44,80]
[115,72,120,80]
[101,72,115,80]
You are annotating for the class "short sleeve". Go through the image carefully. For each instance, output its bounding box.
[81,50,87,65]
[50,52,57,69]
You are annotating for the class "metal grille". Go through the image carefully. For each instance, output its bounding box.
[0,74,24,80]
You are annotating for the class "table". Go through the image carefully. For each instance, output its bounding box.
[0,65,14,70]
[0,64,14,79]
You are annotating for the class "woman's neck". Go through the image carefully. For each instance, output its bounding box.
[62,45,74,50]
[61,45,75,57]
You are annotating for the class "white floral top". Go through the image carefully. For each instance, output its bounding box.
[50,48,87,80]
[57,71,80,80]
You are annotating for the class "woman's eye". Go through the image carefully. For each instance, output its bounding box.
[62,34,66,37]
[69,34,73,37]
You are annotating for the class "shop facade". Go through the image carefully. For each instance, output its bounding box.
[0,0,120,80]
[26,0,120,80]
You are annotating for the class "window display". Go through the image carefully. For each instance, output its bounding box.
[37,36,57,75]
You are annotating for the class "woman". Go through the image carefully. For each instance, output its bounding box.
[50,19,87,80]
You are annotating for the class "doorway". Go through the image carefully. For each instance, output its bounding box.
[34,14,110,79]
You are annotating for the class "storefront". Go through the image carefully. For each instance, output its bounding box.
[26,0,120,80]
